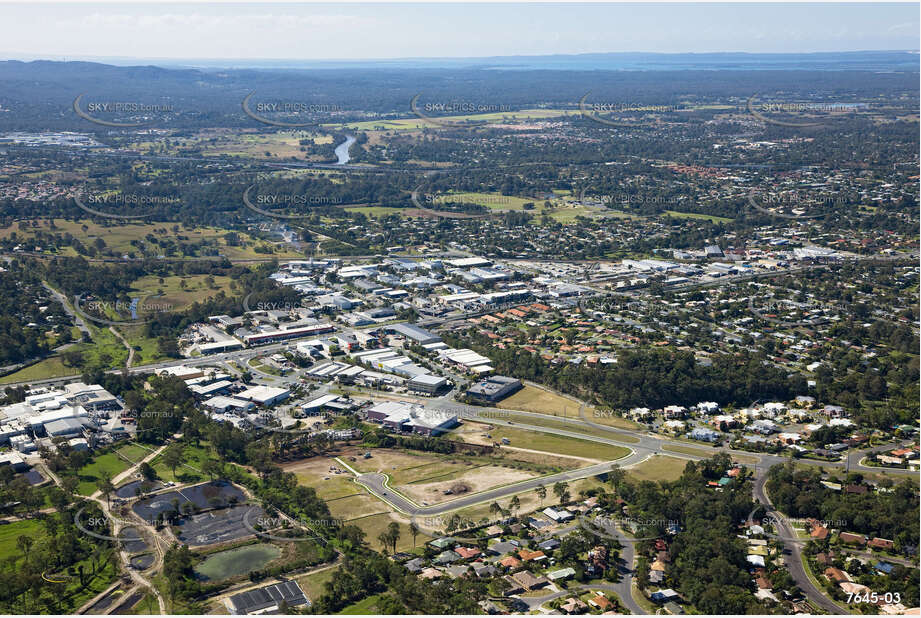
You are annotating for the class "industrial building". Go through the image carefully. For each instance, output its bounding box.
[226,581,309,615]
[466,376,523,403]
[364,401,457,436]
[386,323,442,346]
[236,386,291,407]
[408,373,449,395]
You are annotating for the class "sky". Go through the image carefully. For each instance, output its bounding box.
[0,2,917,62]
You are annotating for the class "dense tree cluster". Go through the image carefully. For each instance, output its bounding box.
[766,463,919,554]
[449,329,805,410]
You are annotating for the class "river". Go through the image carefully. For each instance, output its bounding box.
[334,134,356,164]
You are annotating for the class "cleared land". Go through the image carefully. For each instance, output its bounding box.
[662,443,760,464]
[330,109,575,131]
[282,457,363,501]
[397,465,539,505]
[345,448,551,504]
[352,512,434,553]
[450,421,631,462]
[295,566,337,604]
[626,455,689,482]
[497,385,584,416]
[326,493,389,521]
[497,385,642,432]
[663,210,734,223]
[130,129,334,160]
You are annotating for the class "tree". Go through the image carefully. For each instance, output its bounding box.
[139,462,157,482]
[162,445,184,481]
[97,471,115,507]
[16,534,33,560]
[509,495,521,518]
[387,522,401,553]
[61,474,79,496]
[553,481,570,505]
[536,485,547,506]
[201,458,223,482]
[377,532,391,554]
[409,522,419,548]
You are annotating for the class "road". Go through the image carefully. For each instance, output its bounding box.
[589,518,645,615]
[752,472,848,615]
[109,326,135,368]
[355,456,641,517]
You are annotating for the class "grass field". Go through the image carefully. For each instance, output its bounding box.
[76,450,136,496]
[284,458,363,501]
[133,129,334,160]
[343,206,404,217]
[663,210,734,223]
[115,443,152,464]
[129,274,235,314]
[0,355,83,384]
[339,594,383,614]
[330,108,575,131]
[149,443,211,484]
[661,444,760,465]
[626,456,689,482]
[498,413,642,444]
[497,385,585,416]
[432,191,537,211]
[0,519,44,565]
[295,566,337,604]
[450,422,631,462]
[326,493,389,521]
[497,385,642,432]
[0,219,303,261]
[661,444,715,458]
[351,512,434,553]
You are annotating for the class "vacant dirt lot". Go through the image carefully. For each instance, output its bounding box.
[396,465,539,505]
[281,456,360,501]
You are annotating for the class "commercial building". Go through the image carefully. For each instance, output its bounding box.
[466,376,522,403]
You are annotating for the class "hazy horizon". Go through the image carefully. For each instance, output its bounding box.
[0,3,918,63]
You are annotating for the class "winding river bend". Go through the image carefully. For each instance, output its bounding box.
[334,134,356,164]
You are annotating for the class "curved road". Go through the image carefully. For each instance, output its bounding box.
[752,473,848,615]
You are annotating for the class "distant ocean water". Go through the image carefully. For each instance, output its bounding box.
[122,51,919,72]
